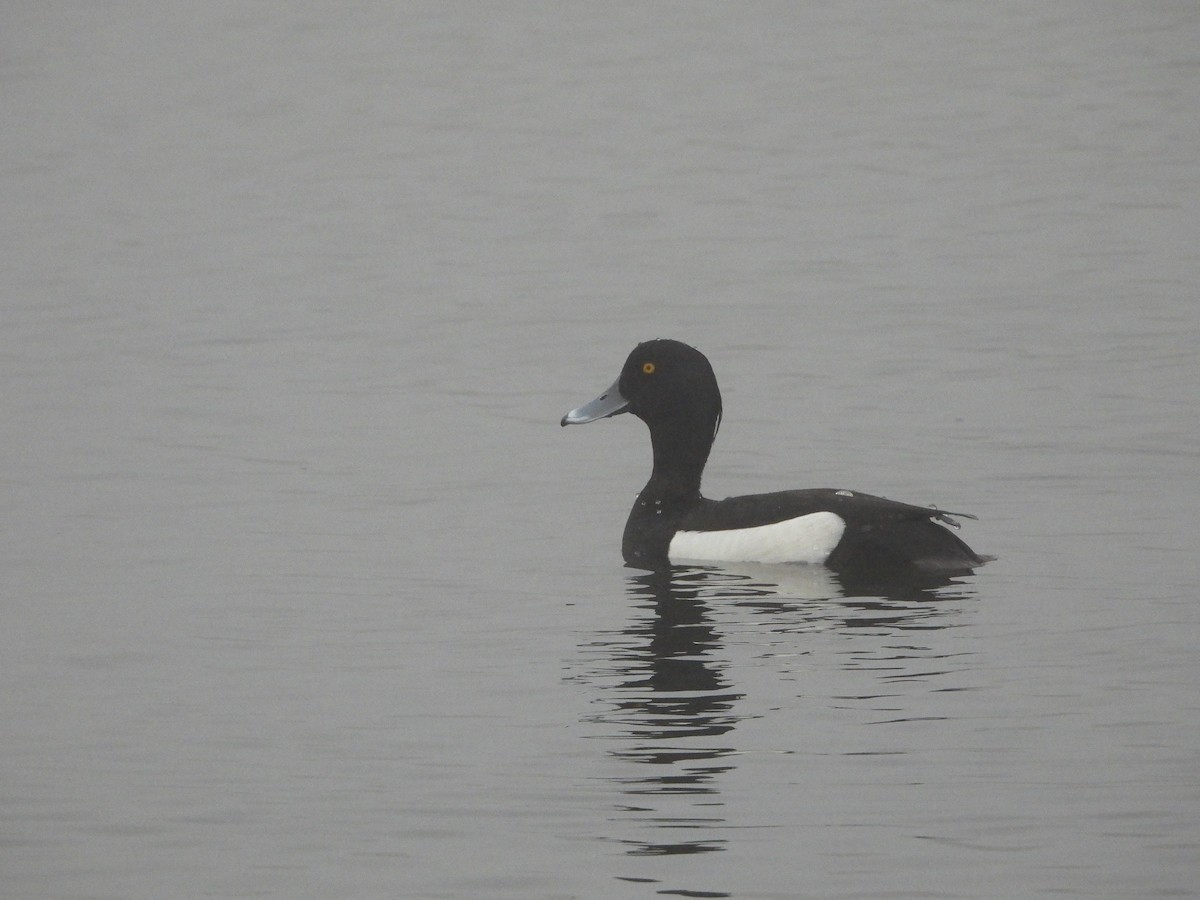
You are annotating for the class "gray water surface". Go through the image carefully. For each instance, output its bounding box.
[3,4,1198,898]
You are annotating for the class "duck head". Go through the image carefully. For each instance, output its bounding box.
[562,339,723,489]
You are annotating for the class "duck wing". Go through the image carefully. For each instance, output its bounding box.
[685,488,984,575]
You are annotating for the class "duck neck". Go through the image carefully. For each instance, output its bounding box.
[643,415,715,502]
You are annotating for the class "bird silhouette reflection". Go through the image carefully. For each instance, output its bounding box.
[576,563,976,860]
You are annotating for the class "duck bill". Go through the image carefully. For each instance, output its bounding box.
[561,378,629,426]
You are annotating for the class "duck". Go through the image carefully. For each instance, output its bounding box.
[561,339,986,576]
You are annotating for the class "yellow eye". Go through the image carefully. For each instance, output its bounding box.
[642,362,656,375]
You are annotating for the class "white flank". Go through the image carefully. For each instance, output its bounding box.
[669,511,846,565]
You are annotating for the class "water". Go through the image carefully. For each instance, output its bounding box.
[3,3,1198,898]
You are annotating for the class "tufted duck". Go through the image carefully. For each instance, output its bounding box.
[561,339,986,576]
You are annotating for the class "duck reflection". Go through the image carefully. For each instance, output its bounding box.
[582,566,738,858]
[578,564,975,860]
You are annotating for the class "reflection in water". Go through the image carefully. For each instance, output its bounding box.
[596,569,741,860]
[573,564,977,872]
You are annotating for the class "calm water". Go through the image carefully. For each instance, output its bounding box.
[3,3,1198,898]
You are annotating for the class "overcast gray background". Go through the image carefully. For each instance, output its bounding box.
[3,3,1198,898]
